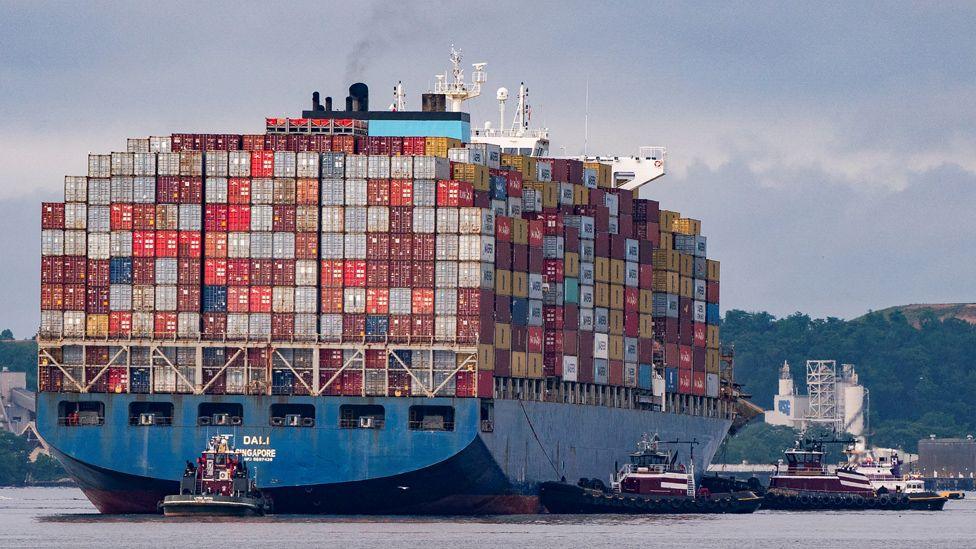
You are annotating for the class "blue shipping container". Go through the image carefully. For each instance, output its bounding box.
[563,277,580,304]
[706,303,720,325]
[490,175,507,200]
[389,349,412,368]
[511,297,529,326]
[271,370,295,395]
[365,315,389,342]
[203,285,228,312]
[594,358,609,385]
[665,367,678,392]
[130,368,150,394]
[638,364,653,390]
[109,257,132,284]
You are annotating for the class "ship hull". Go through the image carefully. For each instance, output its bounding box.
[38,393,730,514]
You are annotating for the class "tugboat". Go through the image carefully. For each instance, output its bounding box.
[540,434,763,514]
[161,435,272,517]
[763,437,947,511]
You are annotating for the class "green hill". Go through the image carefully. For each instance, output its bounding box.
[864,303,976,327]
[722,309,976,452]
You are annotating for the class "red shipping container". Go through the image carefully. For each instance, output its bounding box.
[249,286,272,312]
[494,296,511,323]
[203,313,227,339]
[320,287,343,313]
[692,371,706,396]
[609,360,624,386]
[477,370,493,398]
[177,258,200,285]
[133,231,156,257]
[87,259,110,286]
[178,231,202,258]
[154,312,178,337]
[272,259,296,286]
[319,349,344,369]
[495,216,512,242]
[366,234,390,260]
[456,315,486,344]
[412,261,434,287]
[250,259,273,285]
[156,176,180,203]
[543,259,564,282]
[494,350,511,377]
[506,171,523,197]
[226,205,250,231]
[156,230,179,257]
[109,204,133,230]
[528,220,544,247]
[331,135,357,154]
[527,327,544,353]
[411,315,433,340]
[131,257,154,284]
[679,345,693,370]
[639,264,654,289]
[367,179,390,206]
[412,234,435,261]
[62,257,85,284]
[543,306,564,329]
[205,204,228,231]
[340,370,363,396]
[412,289,434,314]
[227,286,250,312]
[366,288,389,314]
[343,260,366,287]
[204,258,227,285]
[320,260,344,287]
[390,179,413,206]
[539,213,564,236]
[179,177,203,203]
[366,261,389,287]
[41,203,65,229]
[389,207,413,234]
[694,346,706,371]
[62,284,84,310]
[677,369,692,394]
[389,234,413,260]
[109,311,132,337]
[242,135,264,151]
[544,330,563,353]
[271,314,294,339]
[625,312,640,338]
[40,284,64,310]
[707,281,720,304]
[41,257,63,284]
[388,315,411,342]
[454,370,475,397]
[273,205,296,232]
[458,288,491,316]
[343,314,365,339]
[297,179,319,205]
[664,342,680,368]
[693,323,706,347]
[85,285,109,313]
[389,260,412,286]
[132,204,155,230]
[295,232,317,259]
[177,285,200,311]
[250,151,274,177]
[228,178,251,204]
[204,232,227,258]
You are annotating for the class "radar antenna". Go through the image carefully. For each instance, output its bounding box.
[433,45,486,112]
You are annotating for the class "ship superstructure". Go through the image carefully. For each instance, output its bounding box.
[36,51,732,514]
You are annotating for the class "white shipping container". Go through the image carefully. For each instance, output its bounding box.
[180,151,203,176]
[436,208,459,233]
[272,286,295,313]
[343,234,366,259]
[295,260,317,286]
[127,138,150,153]
[367,206,389,232]
[344,288,366,313]
[157,152,180,176]
[178,204,202,231]
[274,151,296,177]
[273,178,296,203]
[562,356,579,382]
[87,206,110,232]
[88,233,110,259]
[228,151,251,177]
[528,273,544,300]
[390,156,413,178]
[344,155,368,179]
[111,176,134,202]
[435,261,458,287]
[344,207,367,233]
[320,179,344,205]
[594,333,609,359]
[250,232,273,259]
[579,284,594,308]
[536,160,552,182]
[227,314,249,339]
[413,179,436,206]
[604,193,619,216]
[227,232,250,258]
[367,155,390,178]
[296,205,318,232]
[320,207,345,232]
[206,177,228,203]
[412,156,451,180]
[39,311,63,338]
[344,179,367,206]
[580,261,595,285]
[155,285,177,311]
[294,314,317,340]
[434,315,457,343]
[458,235,494,262]
[578,308,594,331]
[133,177,156,203]
[132,312,153,337]
[507,197,523,218]
[321,152,345,177]
[63,311,86,337]
[448,147,484,165]
[89,154,111,177]
[625,261,639,287]
[110,231,132,256]
[88,178,110,205]
[458,207,486,234]
[479,263,494,289]
[297,152,320,178]
[434,289,457,315]
[178,313,200,338]
[294,287,317,313]
[272,232,295,259]
[132,285,154,311]
[249,313,271,339]
[205,151,229,176]
[156,204,178,230]
[320,234,343,259]
[61,230,83,255]
[693,300,707,323]
[436,235,459,260]
[559,182,574,205]
[64,176,88,203]
[250,179,274,204]
[155,258,178,284]
[490,199,506,219]
[149,136,172,153]
[466,142,501,169]
[457,262,484,288]
[412,207,435,233]
[109,284,132,311]
[250,205,273,231]
[389,288,411,315]
[65,204,87,229]
[320,314,342,341]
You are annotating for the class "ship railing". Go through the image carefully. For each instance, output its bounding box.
[127,416,173,427]
[338,417,385,429]
[408,420,455,432]
[57,416,104,427]
[37,330,479,347]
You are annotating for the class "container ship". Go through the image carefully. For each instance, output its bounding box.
[36,51,734,514]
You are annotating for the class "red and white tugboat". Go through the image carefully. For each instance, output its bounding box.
[540,434,762,514]
[764,437,946,511]
[161,435,272,517]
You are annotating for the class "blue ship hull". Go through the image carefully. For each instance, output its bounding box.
[38,393,731,514]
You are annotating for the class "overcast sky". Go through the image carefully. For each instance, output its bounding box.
[1,1,974,337]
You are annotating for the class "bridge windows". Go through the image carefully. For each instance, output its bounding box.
[270,403,315,427]
[409,405,454,431]
[57,401,104,426]
[197,403,243,426]
[339,404,384,429]
[128,402,174,426]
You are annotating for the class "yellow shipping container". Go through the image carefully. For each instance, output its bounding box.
[425,137,461,158]
[659,231,674,251]
[86,314,109,338]
[706,349,721,374]
[542,182,560,209]
[452,163,489,191]
[512,271,528,298]
[673,217,701,235]
[659,210,680,232]
[478,344,495,370]
[609,311,625,336]
[501,154,537,180]
[512,218,529,245]
[653,271,680,293]
[512,351,528,377]
[610,259,625,284]
[584,162,612,188]
[573,185,589,205]
[594,257,610,282]
[652,249,680,271]
[564,252,580,278]
[610,284,625,310]
[495,269,512,296]
[608,335,625,360]
[679,253,694,277]
[527,353,544,378]
[494,323,512,350]
[706,325,720,349]
[639,289,654,314]
[679,276,694,298]
[639,314,654,338]
[594,283,610,308]
[707,259,721,282]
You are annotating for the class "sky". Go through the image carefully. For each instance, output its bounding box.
[1,1,974,337]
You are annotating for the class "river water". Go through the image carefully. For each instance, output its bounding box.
[2,487,975,548]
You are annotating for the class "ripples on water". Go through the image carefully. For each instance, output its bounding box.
[3,487,976,548]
